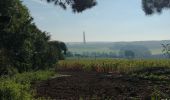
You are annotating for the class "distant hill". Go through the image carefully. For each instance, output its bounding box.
[66,40,170,55]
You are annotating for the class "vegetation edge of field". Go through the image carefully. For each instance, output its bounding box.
[0,70,55,100]
[57,59,170,73]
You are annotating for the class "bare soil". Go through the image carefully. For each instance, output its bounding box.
[34,70,170,100]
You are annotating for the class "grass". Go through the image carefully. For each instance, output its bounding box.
[0,70,55,100]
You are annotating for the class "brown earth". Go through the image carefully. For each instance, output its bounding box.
[33,70,170,100]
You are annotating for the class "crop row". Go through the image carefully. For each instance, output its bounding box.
[57,59,170,73]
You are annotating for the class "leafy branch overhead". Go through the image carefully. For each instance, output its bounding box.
[142,0,170,15]
[45,0,97,13]
[45,0,170,14]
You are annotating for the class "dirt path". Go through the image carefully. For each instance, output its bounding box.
[34,71,170,100]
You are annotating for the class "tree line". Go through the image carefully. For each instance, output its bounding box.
[0,0,67,75]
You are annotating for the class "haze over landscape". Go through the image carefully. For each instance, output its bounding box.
[2,0,170,99]
[23,0,170,42]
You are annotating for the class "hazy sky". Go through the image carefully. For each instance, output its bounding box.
[22,0,170,42]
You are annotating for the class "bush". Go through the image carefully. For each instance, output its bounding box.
[0,70,55,100]
[0,80,33,100]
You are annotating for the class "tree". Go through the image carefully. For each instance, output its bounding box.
[124,50,135,59]
[0,0,57,74]
[162,44,170,58]
[0,0,35,73]
[48,41,68,60]
[44,0,170,14]
[59,42,68,55]
[66,51,73,57]
[119,45,152,58]
[142,0,170,15]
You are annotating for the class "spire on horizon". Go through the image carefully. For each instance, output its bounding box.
[83,31,86,44]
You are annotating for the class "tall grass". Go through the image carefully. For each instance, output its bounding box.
[57,59,170,73]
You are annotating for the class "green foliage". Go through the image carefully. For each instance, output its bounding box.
[0,0,67,74]
[124,50,135,59]
[45,0,97,13]
[0,0,49,72]
[0,80,32,100]
[48,41,68,61]
[12,70,55,84]
[0,70,55,100]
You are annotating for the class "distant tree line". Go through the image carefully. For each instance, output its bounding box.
[66,51,117,58]
[66,44,168,59]
[0,0,67,75]
[119,45,152,58]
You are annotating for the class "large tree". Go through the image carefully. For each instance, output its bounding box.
[45,0,170,14]
[0,0,67,74]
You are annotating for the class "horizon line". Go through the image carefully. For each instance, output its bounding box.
[64,39,170,43]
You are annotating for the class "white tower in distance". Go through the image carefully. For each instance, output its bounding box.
[83,31,86,44]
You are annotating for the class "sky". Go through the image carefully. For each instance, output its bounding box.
[22,0,170,42]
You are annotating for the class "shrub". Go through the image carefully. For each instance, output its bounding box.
[0,70,55,100]
[0,80,33,100]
